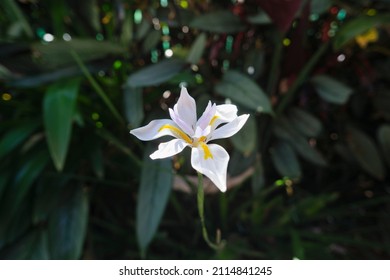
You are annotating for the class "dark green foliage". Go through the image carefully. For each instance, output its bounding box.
[1,0,390,260]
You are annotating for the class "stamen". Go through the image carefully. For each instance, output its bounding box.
[159,125,192,144]
[200,142,213,160]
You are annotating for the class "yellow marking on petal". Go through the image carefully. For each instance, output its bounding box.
[209,115,219,126]
[158,125,192,144]
[200,142,213,160]
[199,136,207,142]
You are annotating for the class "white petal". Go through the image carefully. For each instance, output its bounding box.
[197,101,216,130]
[191,144,229,192]
[130,119,191,143]
[150,139,189,159]
[169,108,194,137]
[216,104,238,122]
[172,87,197,134]
[209,114,250,141]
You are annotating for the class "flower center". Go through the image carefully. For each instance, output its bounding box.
[159,124,213,160]
[192,137,213,160]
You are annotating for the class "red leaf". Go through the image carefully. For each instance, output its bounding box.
[257,0,303,32]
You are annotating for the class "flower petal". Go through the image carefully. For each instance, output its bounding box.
[191,143,229,192]
[197,101,216,130]
[130,119,191,143]
[169,108,194,137]
[209,114,250,141]
[172,87,197,135]
[216,104,238,122]
[150,139,189,159]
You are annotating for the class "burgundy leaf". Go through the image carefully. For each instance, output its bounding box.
[257,0,303,32]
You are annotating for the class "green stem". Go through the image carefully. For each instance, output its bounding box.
[267,31,284,96]
[71,51,125,124]
[197,172,225,251]
[276,42,330,116]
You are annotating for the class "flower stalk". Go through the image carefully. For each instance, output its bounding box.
[197,172,225,251]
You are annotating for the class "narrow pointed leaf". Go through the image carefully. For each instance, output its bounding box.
[215,70,273,114]
[0,229,49,259]
[124,86,144,128]
[271,140,302,179]
[127,59,186,87]
[231,115,257,155]
[0,150,49,222]
[136,144,173,253]
[186,33,207,64]
[333,14,390,50]
[346,126,385,180]
[311,75,353,105]
[273,118,326,166]
[190,11,245,33]
[378,124,390,168]
[48,186,89,259]
[142,30,161,53]
[43,79,80,171]
[288,107,322,137]
[0,120,40,159]
[32,39,125,70]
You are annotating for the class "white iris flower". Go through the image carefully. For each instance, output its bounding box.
[130,87,249,192]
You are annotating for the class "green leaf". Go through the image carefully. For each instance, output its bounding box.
[243,49,265,79]
[288,107,322,137]
[33,175,68,224]
[47,0,67,37]
[96,128,141,167]
[346,126,385,180]
[215,70,273,114]
[251,157,265,194]
[378,124,390,169]
[273,118,327,166]
[0,173,9,202]
[71,51,124,123]
[127,59,187,87]
[121,10,134,45]
[0,0,33,38]
[88,139,105,179]
[32,39,125,70]
[310,0,332,15]
[0,64,12,79]
[142,30,161,53]
[186,33,207,64]
[7,64,94,88]
[291,229,305,260]
[190,10,245,33]
[231,115,257,155]
[247,11,272,25]
[43,78,80,171]
[124,87,144,128]
[136,18,151,40]
[1,150,50,220]
[0,120,40,159]
[0,229,49,260]
[48,186,89,259]
[136,144,173,254]
[311,75,353,105]
[333,14,390,50]
[29,230,50,260]
[271,140,302,179]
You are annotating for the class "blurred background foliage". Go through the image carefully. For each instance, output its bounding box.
[1,0,390,259]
